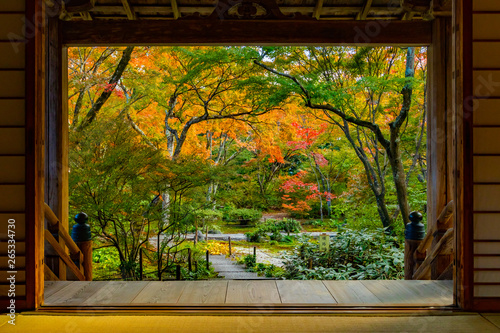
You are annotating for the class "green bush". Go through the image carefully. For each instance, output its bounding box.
[245,218,301,243]
[180,260,218,280]
[281,228,404,280]
[245,230,264,242]
[194,209,223,221]
[226,208,262,223]
[243,254,256,270]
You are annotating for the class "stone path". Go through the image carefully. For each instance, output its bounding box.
[185,231,337,242]
[209,254,270,279]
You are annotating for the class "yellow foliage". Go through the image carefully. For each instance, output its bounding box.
[205,241,230,255]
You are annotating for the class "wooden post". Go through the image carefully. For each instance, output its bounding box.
[76,240,93,281]
[206,250,209,270]
[176,265,181,280]
[188,248,192,272]
[71,213,93,281]
[139,248,143,280]
[404,212,425,280]
[431,203,454,279]
[228,236,232,256]
[308,258,313,270]
[427,17,454,280]
[253,247,256,260]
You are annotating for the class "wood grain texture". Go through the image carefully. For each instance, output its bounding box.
[45,281,98,305]
[454,0,470,311]
[61,20,432,46]
[276,280,336,304]
[226,280,280,304]
[361,280,452,305]
[177,280,227,304]
[82,281,149,305]
[131,281,187,304]
[322,280,381,304]
[43,280,453,306]
[43,281,72,299]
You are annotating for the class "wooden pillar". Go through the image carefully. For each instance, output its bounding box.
[45,16,69,280]
[428,17,454,280]
[404,239,420,279]
[452,0,468,310]
[25,0,48,309]
[76,240,93,281]
[428,17,452,231]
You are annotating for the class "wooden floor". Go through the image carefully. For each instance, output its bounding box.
[43,280,454,307]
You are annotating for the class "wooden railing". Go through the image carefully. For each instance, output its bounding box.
[44,203,92,281]
[405,201,454,280]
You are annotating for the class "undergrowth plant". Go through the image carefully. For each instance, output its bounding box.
[280,228,404,280]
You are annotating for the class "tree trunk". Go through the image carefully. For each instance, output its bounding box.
[388,144,411,227]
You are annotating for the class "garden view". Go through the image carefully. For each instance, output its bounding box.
[68,46,427,282]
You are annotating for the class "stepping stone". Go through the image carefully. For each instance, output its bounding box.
[208,254,271,280]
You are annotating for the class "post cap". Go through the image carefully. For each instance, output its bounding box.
[409,211,423,223]
[74,212,89,225]
[405,211,425,240]
[71,212,92,242]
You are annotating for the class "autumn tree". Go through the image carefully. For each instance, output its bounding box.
[255,47,427,230]
[69,116,165,280]
[68,46,135,131]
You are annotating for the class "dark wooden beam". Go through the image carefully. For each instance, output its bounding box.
[356,0,373,20]
[62,19,432,46]
[121,0,137,20]
[313,0,324,20]
[171,0,180,20]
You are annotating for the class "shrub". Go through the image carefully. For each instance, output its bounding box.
[281,228,404,280]
[245,230,264,242]
[246,218,301,243]
[243,254,256,270]
[252,262,286,278]
[277,218,301,234]
[226,208,262,223]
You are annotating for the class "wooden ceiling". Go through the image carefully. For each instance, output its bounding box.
[56,0,451,21]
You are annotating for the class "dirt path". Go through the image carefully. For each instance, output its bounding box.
[261,211,291,221]
[231,246,286,267]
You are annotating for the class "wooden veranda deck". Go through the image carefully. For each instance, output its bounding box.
[43,280,453,307]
